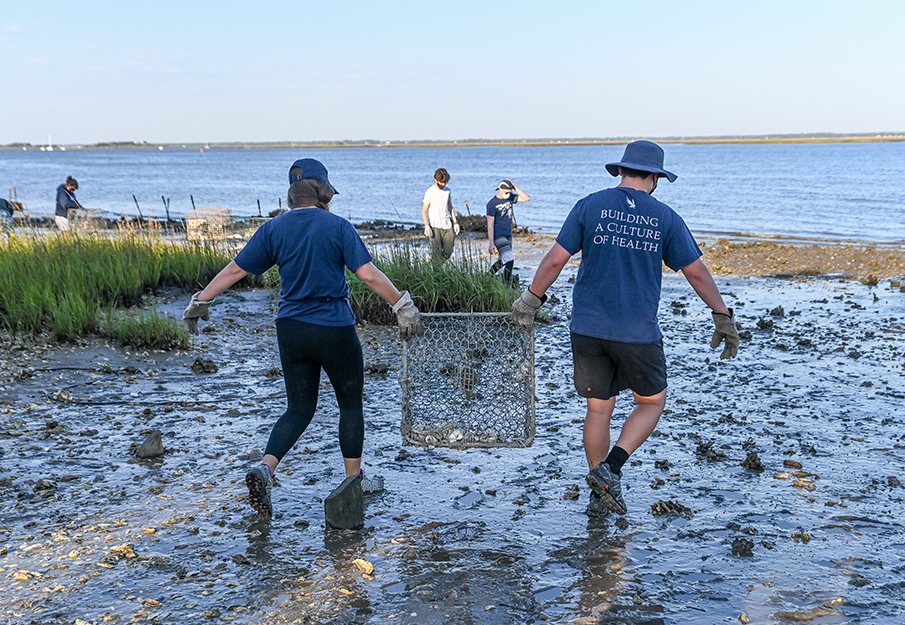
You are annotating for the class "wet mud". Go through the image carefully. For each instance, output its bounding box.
[2,244,905,624]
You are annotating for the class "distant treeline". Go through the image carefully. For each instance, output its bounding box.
[4,133,905,150]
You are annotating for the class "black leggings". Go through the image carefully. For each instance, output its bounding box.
[264,319,364,461]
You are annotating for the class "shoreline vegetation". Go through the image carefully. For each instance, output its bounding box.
[0,230,519,348]
[2,225,902,351]
[3,133,905,150]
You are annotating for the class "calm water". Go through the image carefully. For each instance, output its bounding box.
[2,142,904,242]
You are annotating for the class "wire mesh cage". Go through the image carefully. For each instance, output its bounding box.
[186,208,232,241]
[69,208,104,233]
[226,217,271,242]
[401,312,535,449]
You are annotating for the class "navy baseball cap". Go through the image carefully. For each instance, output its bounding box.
[498,180,514,191]
[605,141,677,183]
[288,158,338,193]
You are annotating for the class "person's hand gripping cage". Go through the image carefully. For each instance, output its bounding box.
[182,292,216,334]
[710,308,739,359]
[392,291,424,340]
[511,288,547,328]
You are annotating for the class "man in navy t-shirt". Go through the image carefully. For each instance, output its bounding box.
[512,141,739,517]
[486,179,529,283]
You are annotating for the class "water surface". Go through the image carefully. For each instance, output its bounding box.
[3,142,904,242]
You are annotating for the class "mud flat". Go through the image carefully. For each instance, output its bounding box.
[1,240,904,624]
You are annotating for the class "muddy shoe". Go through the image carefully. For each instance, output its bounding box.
[586,490,608,517]
[586,462,627,515]
[245,465,273,518]
[359,470,384,495]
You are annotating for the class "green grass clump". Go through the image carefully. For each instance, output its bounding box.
[348,243,520,324]
[102,306,191,350]
[0,231,276,341]
[0,231,517,345]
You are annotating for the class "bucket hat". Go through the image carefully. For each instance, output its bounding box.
[605,141,677,183]
[288,158,338,193]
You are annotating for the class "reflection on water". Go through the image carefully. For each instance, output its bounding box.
[2,276,905,623]
[545,522,637,622]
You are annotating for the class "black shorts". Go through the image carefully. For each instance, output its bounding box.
[571,332,667,400]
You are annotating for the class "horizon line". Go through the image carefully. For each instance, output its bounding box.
[4,131,905,150]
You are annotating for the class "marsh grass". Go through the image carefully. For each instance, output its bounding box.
[0,230,275,345]
[103,305,190,350]
[1,230,515,347]
[349,241,519,324]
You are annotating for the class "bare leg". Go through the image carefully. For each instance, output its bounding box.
[264,455,361,480]
[262,454,278,476]
[583,397,616,470]
[343,457,362,478]
[612,389,667,456]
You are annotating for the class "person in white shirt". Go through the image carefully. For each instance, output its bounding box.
[421,168,459,262]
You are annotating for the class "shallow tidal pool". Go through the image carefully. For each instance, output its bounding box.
[2,271,904,624]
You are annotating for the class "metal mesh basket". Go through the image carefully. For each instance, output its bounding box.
[69,209,103,232]
[226,217,271,242]
[186,208,232,241]
[401,312,535,448]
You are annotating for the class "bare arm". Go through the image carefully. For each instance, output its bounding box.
[421,202,430,228]
[355,261,403,306]
[680,258,731,315]
[197,260,248,301]
[486,215,496,252]
[512,184,529,203]
[528,242,573,297]
[448,198,457,227]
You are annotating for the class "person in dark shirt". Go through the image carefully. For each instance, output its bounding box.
[0,198,14,235]
[55,176,81,232]
[183,158,423,519]
[512,141,739,517]
[486,179,529,283]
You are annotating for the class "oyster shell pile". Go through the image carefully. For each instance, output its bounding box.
[405,422,512,448]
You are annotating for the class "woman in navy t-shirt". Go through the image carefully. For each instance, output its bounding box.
[486,179,530,283]
[183,158,423,518]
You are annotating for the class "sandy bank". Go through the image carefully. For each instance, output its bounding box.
[504,232,905,284]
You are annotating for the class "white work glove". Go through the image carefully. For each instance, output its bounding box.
[710,308,739,359]
[424,225,433,238]
[182,292,216,335]
[453,223,460,235]
[511,289,546,328]
[392,291,424,341]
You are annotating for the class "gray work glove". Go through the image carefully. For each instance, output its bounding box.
[710,308,739,359]
[392,291,424,340]
[182,292,216,335]
[423,225,433,238]
[511,289,546,328]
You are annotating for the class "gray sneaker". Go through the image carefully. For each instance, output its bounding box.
[245,465,273,517]
[359,470,384,495]
[586,490,608,517]
[586,462,627,515]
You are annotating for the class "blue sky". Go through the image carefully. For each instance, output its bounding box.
[2,1,903,144]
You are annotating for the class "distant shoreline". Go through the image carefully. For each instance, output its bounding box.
[4,134,905,151]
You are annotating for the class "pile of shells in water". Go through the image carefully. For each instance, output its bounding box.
[405,422,513,448]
